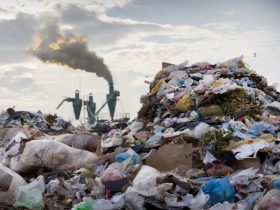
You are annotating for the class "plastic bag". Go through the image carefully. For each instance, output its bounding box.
[273,180,280,189]
[60,134,101,153]
[236,192,263,210]
[193,122,213,139]
[201,177,236,206]
[128,121,144,135]
[165,190,209,210]
[100,162,125,182]
[146,132,162,146]
[124,191,145,210]
[200,74,214,86]
[13,175,45,209]
[110,193,125,209]
[0,163,27,205]
[102,136,123,148]
[230,167,258,186]
[231,141,269,160]
[176,93,192,112]
[115,148,141,165]
[246,122,275,137]
[253,189,280,210]
[9,140,99,173]
[151,79,166,94]
[93,195,125,210]
[73,198,95,210]
[209,201,234,210]
[203,151,217,164]
[13,188,44,210]
[128,165,160,196]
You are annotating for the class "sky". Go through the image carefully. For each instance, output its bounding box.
[0,0,279,122]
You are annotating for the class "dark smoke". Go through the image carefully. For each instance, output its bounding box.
[28,22,113,84]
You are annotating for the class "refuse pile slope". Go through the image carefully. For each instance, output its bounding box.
[1,55,280,210]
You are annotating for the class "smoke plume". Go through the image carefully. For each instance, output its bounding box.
[29,22,113,84]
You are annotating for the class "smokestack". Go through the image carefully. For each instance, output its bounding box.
[28,21,113,84]
[107,83,120,121]
[73,90,82,120]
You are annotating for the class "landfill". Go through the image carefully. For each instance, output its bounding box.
[1,55,280,210]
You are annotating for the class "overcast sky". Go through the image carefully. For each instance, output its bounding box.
[0,0,279,121]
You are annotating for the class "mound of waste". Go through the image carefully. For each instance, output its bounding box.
[1,55,280,210]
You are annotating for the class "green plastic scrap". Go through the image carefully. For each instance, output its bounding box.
[74,199,96,210]
[13,188,44,210]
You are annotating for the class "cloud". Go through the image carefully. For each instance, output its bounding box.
[105,26,280,75]
[0,66,48,109]
[0,0,134,18]
[222,10,235,15]
[58,5,167,47]
[0,12,38,64]
[56,4,223,58]
[203,22,239,31]
[0,67,41,93]
[0,7,8,13]
[78,0,135,12]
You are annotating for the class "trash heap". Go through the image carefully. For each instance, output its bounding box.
[0,109,72,134]
[1,56,280,210]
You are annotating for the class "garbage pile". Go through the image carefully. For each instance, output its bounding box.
[1,55,280,210]
[0,108,72,134]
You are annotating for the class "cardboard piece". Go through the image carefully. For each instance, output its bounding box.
[232,158,261,170]
[146,144,192,172]
[162,62,174,69]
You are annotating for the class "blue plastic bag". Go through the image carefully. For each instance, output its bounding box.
[273,180,280,189]
[115,152,141,164]
[247,122,275,137]
[201,177,236,206]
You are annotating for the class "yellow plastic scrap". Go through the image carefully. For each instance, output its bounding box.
[155,70,165,80]
[238,60,256,73]
[238,59,246,68]
[150,70,166,89]
[176,93,192,112]
[243,67,256,74]
[151,79,166,94]
[210,80,224,88]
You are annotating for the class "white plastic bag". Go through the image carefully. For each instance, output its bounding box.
[129,165,160,196]
[10,140,99,173]
[0,163,27,205]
